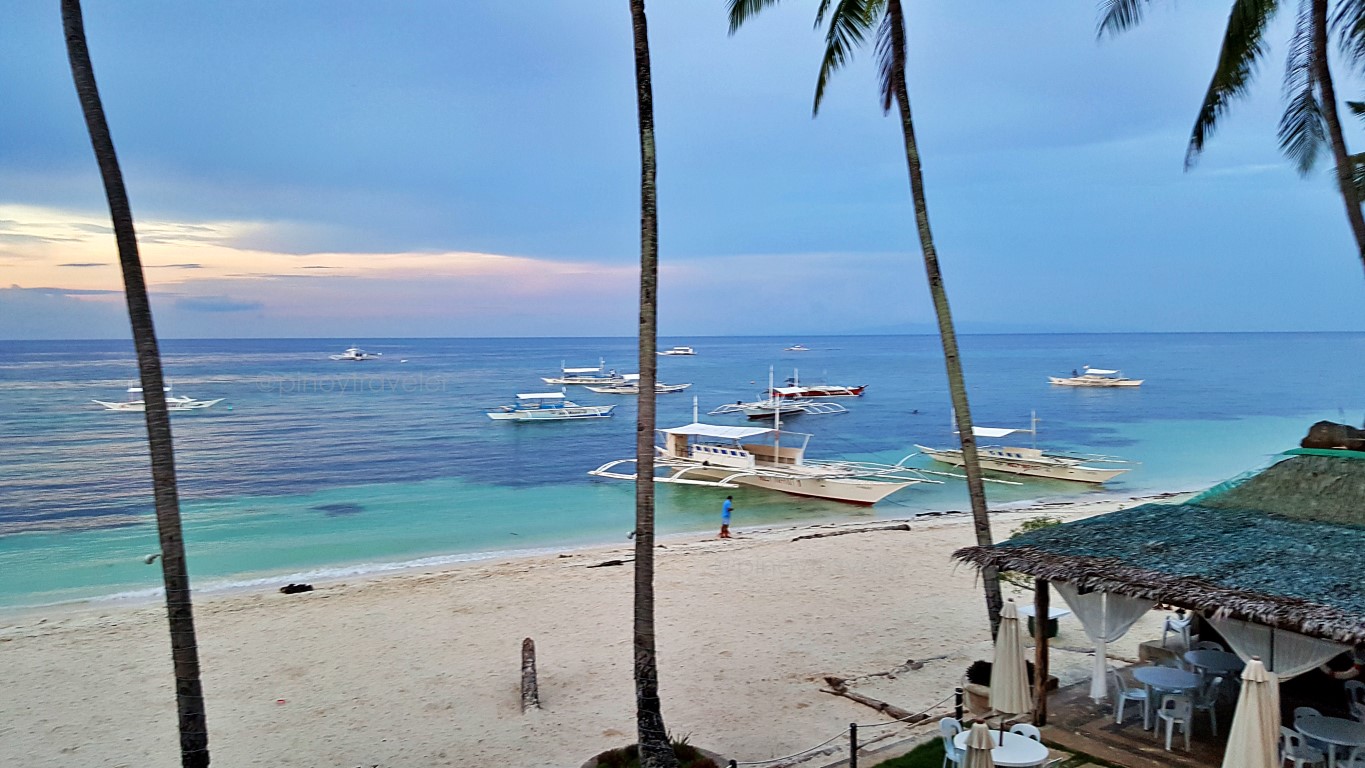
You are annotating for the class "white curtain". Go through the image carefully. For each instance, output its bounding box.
[1054,582,1156,701]
[1207,615,1348,679]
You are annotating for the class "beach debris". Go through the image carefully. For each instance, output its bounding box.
[791,523,910,542]
[586,559,632,568]
[279,583,314,594]
[818,682,923,723]
[521,637,541,712]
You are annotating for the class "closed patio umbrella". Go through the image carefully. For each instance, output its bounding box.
[1221,657,1280,768]
[990,600,1032,717]
[964,721,997,768]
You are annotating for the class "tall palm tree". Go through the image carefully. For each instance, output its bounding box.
[61,2,210,765]
[627,2,679,766]
[1100,0,1365,277]
[728,0,1004,635]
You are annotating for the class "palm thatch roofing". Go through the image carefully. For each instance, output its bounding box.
[954,452,1365,644]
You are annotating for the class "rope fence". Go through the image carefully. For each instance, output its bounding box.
[726,687,962,767]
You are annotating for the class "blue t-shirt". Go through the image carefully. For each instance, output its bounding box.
[721,499,733,521]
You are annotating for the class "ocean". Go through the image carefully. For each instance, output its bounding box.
[1,333,1361,611]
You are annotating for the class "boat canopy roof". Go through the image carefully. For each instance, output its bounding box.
[624,373,641,381]
[972,426,1028,439]
[517,392,566,400]
[1084,367,1119,375]
[771,386,807,395]
[660,422,775,440]
[128,386,172,393]
[561,366,601,374]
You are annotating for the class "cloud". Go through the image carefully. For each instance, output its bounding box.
[150,263,204,269]
[174,295,265,313]
[57,262,106,268]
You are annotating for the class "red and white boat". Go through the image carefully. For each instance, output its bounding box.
[769,371,866,399]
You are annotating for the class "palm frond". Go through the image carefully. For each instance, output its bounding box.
[1349,100,1365,117]
[1185,0,1282,168]
[727,0,784,34]
[1279,0,1326,175]
[1331,0,1365,71]
[1351,151,1365,195]
[1097,0,1155,38]
[812,0,881,115]
[875,3,905,114]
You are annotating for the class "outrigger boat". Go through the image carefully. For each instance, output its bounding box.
[487,392,615,421]
[659,346,696,356]
[769,371,866,399]
[330,346,381,361]
[93,386,223,412]
[783,344,811,352]
[915,413,1134,484]
[586,374,692,395]
[708,397,847,420]
[541,359,627,386]
[1048,366,1142,387]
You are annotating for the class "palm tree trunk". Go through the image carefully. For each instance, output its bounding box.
[1310,0,1365,277]
[61,3,210,766]
[628,2,678,766]
[884,0,1002,636]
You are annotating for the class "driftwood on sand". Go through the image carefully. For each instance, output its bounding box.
[819,677,924,722]
[520,638,540,712]
[791,524,909,542]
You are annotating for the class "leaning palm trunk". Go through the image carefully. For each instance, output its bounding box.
[62,2,210,765]
[884,0,1002,635]
[1310,0,1365,277]
[627,2,678,767]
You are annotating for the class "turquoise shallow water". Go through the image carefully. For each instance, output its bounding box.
[0,333,1361,610]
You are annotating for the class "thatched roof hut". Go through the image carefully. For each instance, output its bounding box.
[954,450,1365,644]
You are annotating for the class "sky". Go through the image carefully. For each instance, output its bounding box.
[1,1,1363,339]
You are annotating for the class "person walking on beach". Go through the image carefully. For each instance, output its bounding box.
[719,496,733,538]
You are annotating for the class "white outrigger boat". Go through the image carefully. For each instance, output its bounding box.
[541,359,626,386]
[709,397,847,420]
[330,346,381,361]
[93,386,223,413]
[487,392,615,421]
[1048,366,1142,387]
[659,346,696,356]
[586,374,692,395]
[915,414,1133,484]
[590,401,938,504]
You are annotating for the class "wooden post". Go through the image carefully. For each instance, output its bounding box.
[520,637,541,712]
[1033,579,1050,726]
[848,722,858,768]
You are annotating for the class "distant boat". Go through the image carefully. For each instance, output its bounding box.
[1048,366,1143,387]
[917,414,1134,484]
[541,359,627,386]
[709,397,847,420]
[93,386,223,413]
[487,392,615,421]
[330,346,381,361]
[658,346,696,356]
[784,344,811,352]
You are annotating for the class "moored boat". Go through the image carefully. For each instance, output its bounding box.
[487,392,615,421]
[916,416,1134,484]
[93,386,223,413]
[330,346,381,361]
[541,359,627,386]
[590,422,937,505]
[769,370,866,398]
[585,375,692,395]
[783,344,811,352]
[709,397,847,420]
[658,346,696,356]
[1048,366,1142,387]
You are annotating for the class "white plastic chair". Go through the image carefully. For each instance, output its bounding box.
[1191,639,1225,652]
[1109,668,1150,728]
[1009,722,1042,742]
[1191,675,1222,737]
[939,717,964,768]
[1162,614,1193,649]
[1347,680,1365,710]
[1155,694,1193,751]
[1281,726,1327,768]
[1351,701,1365,725]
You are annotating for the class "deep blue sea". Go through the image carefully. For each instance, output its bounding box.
[1,333,1361,611]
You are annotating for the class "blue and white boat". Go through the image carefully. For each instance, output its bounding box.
[487,392,615,421]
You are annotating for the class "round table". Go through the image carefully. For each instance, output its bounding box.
[1132,666,1201,693]
[952,729,1050,768]
[1183,650,1244,677]
[1296,716,1365,768]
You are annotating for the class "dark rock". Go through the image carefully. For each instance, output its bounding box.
[1301,421,1365,451]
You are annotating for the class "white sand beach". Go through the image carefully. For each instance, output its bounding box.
[0,496,1179,767]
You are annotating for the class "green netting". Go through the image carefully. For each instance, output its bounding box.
[1194,454,1365,527]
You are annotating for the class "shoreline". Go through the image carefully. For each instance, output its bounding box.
[0,489,1192,624]
[0,491,1190,767]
